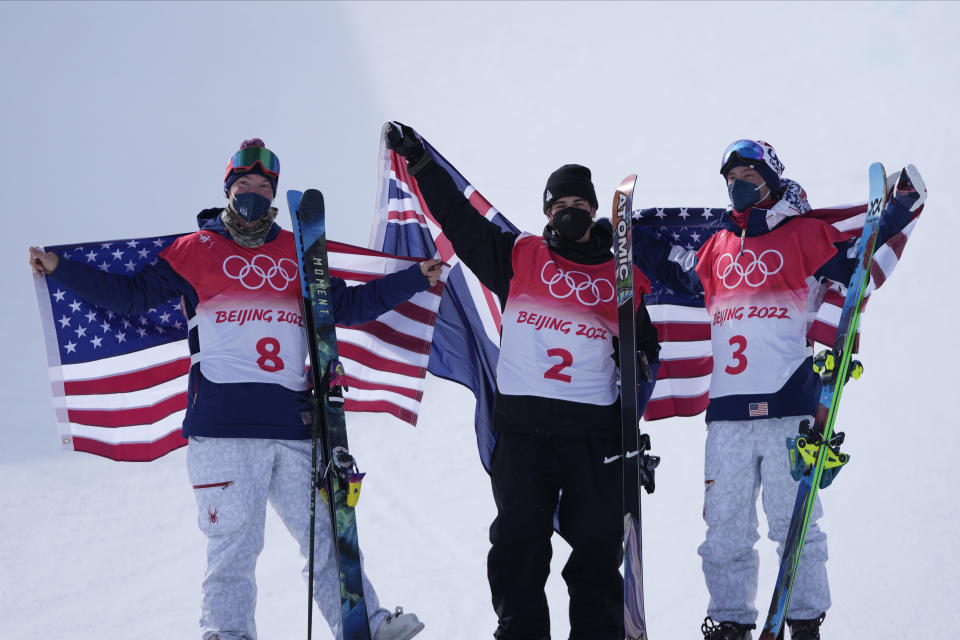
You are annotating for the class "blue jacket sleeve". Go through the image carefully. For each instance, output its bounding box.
[331,262,429,326]
[633,226,702,296]
[815,197,916,284]
[47,257,195,314]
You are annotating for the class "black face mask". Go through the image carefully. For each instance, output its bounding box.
[231,192,272,223]
[727,179,767,212]
[552,206,593,241]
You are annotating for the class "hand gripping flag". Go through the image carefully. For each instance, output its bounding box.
[33,235,446,461]
[371,124,519,471]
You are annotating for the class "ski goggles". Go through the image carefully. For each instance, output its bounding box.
[720,139,764,176]
[224,146,280,181]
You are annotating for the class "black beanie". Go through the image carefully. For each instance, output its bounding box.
[543,164,598,213]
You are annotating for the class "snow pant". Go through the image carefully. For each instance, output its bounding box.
[187,436,390,640]
[697,417,831,625]
[487,431,624,640]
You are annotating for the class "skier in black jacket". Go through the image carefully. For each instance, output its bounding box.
[387,123,660,640]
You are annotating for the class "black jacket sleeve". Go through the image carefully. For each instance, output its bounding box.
[635,298,661,366]
[412,160,519,304]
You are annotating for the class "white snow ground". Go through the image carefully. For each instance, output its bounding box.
[2,2,958,639]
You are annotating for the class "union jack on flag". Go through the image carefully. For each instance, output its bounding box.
[371,124,518,471]
[33,232,446,462]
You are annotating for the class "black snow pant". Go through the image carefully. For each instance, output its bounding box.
[488,431,625,640]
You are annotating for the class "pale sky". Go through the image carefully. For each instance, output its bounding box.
[3,0,957,459]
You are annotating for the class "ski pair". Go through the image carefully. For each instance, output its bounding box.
[612,175,659,640]
[289,189,371,640]
[758,163,889,639]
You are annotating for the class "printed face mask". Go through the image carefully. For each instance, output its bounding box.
[552,206,593,241]
[231,192,272,223]
[727,179,767,212]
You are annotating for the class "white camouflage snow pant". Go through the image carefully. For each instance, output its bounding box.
[187,436,390,640]
[697,417,831,625]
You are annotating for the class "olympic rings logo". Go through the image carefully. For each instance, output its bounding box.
[715,250,784,289]
[540,261,615,306]
[222,254,299,291]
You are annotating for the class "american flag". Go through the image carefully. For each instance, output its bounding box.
[33,233,446,462]
[371,125,923,453]
[749,402,770,417]
[633,201,922,420]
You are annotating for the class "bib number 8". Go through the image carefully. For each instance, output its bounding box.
[256,337,285,373]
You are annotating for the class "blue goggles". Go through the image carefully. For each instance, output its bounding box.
[720,139,764,176]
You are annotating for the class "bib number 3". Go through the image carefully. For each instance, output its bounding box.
[725,335,747,375]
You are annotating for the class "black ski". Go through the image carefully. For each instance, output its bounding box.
[612,174,659,640]
[289,188,371,640]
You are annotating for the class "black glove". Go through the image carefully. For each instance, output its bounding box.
[385,121,427,167]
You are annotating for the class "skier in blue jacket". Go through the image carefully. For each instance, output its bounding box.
[632,140,925,640]
[29,139,439,640]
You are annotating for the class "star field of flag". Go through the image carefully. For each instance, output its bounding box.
[45,235,187,365]
[632,207,727,306]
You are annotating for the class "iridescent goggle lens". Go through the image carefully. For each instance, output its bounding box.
[720,139,764,175]
[224,146,280,180]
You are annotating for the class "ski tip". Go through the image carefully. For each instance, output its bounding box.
[868,162,888,209]
[617,173,638,192]
[286,189,303,219]
[291,189,325,218]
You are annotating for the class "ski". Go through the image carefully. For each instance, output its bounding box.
[758,163,888,640]
[612,174,659,640]
[289,188,371,640]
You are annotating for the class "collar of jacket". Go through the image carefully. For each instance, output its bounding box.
[720,205,777,238]
[542,216,614,265]
[196,207,282,244]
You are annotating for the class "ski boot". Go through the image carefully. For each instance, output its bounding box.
[787,420,849,489]
[787,612,825,640]
[374,607,424,640]
[701,617,755,640]
[812,349,862,385]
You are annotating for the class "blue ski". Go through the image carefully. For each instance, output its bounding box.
[759,163,888,640]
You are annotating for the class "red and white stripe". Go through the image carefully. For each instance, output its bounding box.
[34,242,447,461]
[380,153,503,343]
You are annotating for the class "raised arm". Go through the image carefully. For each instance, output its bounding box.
[30,247,193,314]
[815,165,926,284]
[386,122,519,303]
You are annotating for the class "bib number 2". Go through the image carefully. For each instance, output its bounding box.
[543,348,573,383]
